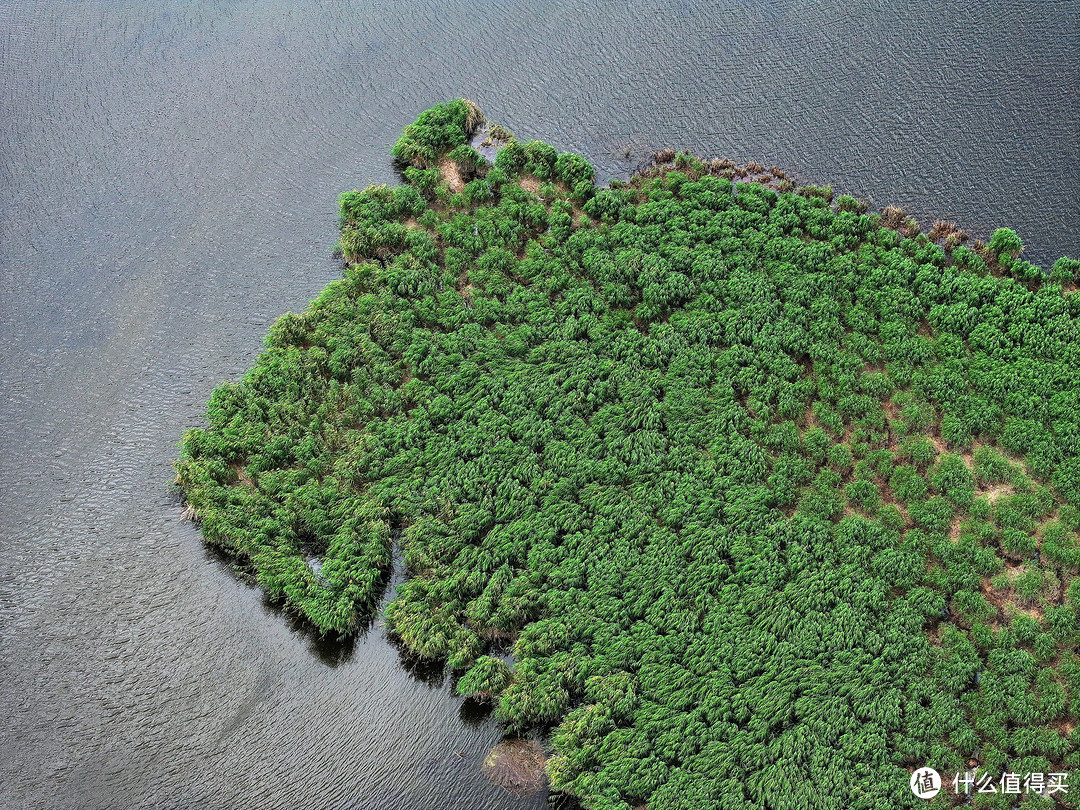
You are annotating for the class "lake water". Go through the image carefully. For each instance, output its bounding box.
[1,2,1077,808]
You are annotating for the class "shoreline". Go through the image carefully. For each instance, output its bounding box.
[177,99,1080,810]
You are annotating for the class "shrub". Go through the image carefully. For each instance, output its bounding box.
[835,194,866,214]
[901,435,938,470]
[1050,256,1080,282]
[988,227,1024,259]
[447,143,485,173]
[845,479,882,514]
[391,98,483,168]
[523,140,558,179]
[890,465,928,505]
[554,152,595,189]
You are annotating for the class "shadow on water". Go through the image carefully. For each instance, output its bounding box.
[546,793,586,810]
[458,695,493,727]
[284,612,358,668]
[386,637,448,688]
[195,518,466,676]
[189,505,478,680]
[189,505,563,801]
[198,539,371,669]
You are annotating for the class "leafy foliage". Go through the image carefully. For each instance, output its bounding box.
[390,98,482,168]
[177,101,1080,809]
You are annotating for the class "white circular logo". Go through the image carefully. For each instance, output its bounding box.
[910,767,941,799]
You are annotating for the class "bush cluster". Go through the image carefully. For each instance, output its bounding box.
[177,101,1080,810]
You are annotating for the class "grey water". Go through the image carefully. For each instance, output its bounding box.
[0,1,1076,808]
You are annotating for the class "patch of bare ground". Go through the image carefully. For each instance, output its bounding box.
[959,442,1020,502]
[1015,603,1045,621]
[982,563,1047,621]
[482,739,547,795]
[1054,719,1077,737]
[981,483,1013,504]
[960,444,978,470]
[887,433,899,454]
[841,420,854,446]
[231,463,255,487]
[519,174,541,193]
[949,515,963,542]
[980,578,1010,625]
[439,157,465,194]
[882,400,901,451]
[735,389,756,419]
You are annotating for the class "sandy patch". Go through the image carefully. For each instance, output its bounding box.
[1054,720,1077,737]
[439,157,465,194]
[949,515,963,541]
[981,483,1013,503]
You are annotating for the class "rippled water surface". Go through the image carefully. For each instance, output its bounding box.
[1,2,1077,808]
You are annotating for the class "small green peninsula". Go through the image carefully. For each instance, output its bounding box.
[177,100,1080,809]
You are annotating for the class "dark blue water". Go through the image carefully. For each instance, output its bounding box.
[1,2,1076,808]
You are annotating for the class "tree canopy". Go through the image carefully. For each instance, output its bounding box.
[176,100,1080,809]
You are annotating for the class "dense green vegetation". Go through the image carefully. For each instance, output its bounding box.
[176,99,1080,809]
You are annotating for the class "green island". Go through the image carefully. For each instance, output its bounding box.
[176,100,1080,809]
